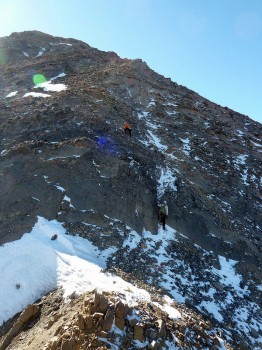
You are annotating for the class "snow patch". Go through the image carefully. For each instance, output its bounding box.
[157,166,177,199]
[153,301,181,320]
[236,130,245,137]
[34,72,67,92]
[180,138,191,156]
[36,47,46,57]
[63,195,75,208]
[234,155,249,185]
[165,102,177,107]
[0,217,152,326]
[148,100,155,108]
[138,111,149,119]
[146,130,168,152]
[50,42,73,46]
[55,184,66,192]
[213,256,243,292]
[51,72,66,80]
[236,154,248,165]
[23,92,51,98]
[48,155,81,160]
[257,284,262,291]
[36,83,67,92]
[6,91,18,98]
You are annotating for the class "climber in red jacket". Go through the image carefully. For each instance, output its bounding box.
[123,122,131,137]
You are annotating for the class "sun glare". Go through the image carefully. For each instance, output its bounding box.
[33,74,47,86]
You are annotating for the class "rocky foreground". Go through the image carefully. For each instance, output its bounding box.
[1,289,234,350]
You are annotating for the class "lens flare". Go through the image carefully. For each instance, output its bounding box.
[97,136,107,147]
[33,73,47,86]
[97,135,118,155]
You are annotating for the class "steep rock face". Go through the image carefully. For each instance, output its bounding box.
[0,31,261,348]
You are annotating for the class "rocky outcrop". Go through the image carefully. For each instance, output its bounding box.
[0,304,40,350]
[0,290,234,350]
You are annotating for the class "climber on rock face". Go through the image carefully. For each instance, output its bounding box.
[158,201,168,230]
[123,122,131,137]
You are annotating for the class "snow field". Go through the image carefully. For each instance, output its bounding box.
[0,217,181,326]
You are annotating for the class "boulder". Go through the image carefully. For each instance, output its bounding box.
[115,316,125,330]
[0,304,40,350]
[115,301,126,318]
[75,313,85,330]
[85,315,93,330]
[20,304,40,323]
[61,338,74,350]
[93,291,100,307]
[156,319,166,339]
[102,308,115,332]
[99,331,107,338]
[98,294,109,314]
[134,324,144,342]
[92,312,104,319]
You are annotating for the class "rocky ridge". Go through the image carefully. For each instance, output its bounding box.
[0,31,261,349]
[1,289,233,350]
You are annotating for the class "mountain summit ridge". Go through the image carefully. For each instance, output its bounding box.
[0,31,261,349]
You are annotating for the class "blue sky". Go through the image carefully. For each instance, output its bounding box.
[0,0,261,124]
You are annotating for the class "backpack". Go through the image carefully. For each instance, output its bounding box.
[159,205,166,215]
